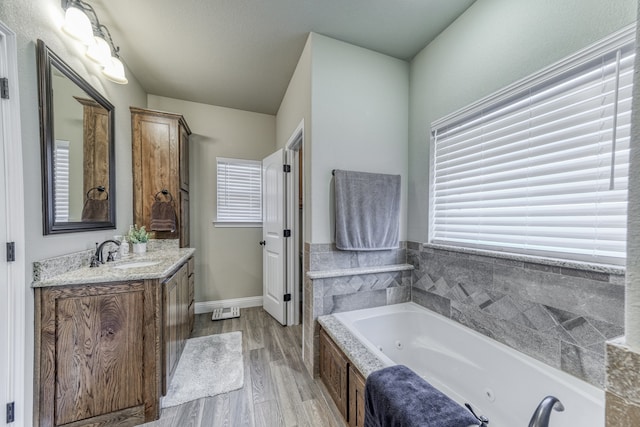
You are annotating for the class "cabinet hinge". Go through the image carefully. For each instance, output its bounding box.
[6,242,15,262]
[283,293,291,302]
[6,401,14,423]
[283,229,291,238]
[0,78,8,99]
[283,164,291,173]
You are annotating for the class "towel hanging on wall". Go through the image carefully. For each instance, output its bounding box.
[150,189,177,232]
[81,186,109,222]
[334,169,400,251]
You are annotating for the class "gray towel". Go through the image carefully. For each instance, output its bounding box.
[364,365,480,427]
[334,169,400,251]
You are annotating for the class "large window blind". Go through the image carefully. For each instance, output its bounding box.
[54,140,70,223]
[216,157,262,223]
[430,30,634,266]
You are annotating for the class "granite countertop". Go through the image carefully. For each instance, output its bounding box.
[307,263,414,280]
[32,247,196,288]
[317,314,387,378]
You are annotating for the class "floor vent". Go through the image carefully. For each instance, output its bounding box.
[211,306,240,321]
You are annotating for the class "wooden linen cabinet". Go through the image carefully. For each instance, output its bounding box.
[131,107,191,247]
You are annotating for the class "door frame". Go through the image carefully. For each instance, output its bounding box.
[0,20,26,427]
[285,120,304,326]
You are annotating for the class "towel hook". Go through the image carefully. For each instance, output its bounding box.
[154,189,173,202]
[86,185,108,200]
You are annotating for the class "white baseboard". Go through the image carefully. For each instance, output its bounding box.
[195,296,263,314]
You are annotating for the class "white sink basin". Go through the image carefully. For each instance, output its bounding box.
[113,261,160,269]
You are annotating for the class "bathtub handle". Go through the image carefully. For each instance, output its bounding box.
[464,403,489,426]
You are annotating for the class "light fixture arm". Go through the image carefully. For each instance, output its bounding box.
[61,0,120,57]
[97,24,120,58]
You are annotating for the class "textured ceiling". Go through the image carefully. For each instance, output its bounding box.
[93,0,476,114]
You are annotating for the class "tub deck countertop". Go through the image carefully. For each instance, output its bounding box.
[317,314,387,378]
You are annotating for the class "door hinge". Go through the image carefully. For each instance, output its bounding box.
[283,229,291,238]
[283,164,291,173]
[0,78,8,99]
[6,401,14,423]
[6,242,15,262]
[283,293,291,302]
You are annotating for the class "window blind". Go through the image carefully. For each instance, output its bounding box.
[216,157,262,223]
[54,140,70,223]
[430,36,634,266]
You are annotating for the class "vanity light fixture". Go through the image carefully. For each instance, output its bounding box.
[61,0,128,84]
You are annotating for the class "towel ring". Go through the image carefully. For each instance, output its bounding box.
[154,189,174,202]
[86,186,108,200]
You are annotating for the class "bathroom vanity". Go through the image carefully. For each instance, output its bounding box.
[32,247,195,427]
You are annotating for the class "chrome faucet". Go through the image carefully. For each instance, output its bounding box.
[90,239,122,267]
[528,396,564,427]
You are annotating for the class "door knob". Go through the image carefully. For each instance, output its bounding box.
[259,240,266,246]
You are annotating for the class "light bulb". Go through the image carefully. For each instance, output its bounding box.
[86,36,111,66]
[61,6,93,45]
[102,56,128,84]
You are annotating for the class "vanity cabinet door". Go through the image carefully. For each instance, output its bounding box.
[348,365,366,427]
[164,271,179,394]
[188,258,195,333]
[319,328,349,418]
[162,261,192,395]
[35,280,161,427]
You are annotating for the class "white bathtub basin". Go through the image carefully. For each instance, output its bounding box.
[333,302,604,427]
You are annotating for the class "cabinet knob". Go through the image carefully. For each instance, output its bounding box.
[259,240,266,246]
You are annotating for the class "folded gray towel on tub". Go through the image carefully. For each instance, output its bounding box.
[334,169,400,251]
[364,365,480,427]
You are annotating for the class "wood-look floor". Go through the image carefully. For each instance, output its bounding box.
[142,307,346,427]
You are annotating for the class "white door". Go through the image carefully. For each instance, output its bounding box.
[262,149,287,325]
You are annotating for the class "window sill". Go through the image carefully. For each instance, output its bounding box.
[213,221,262,228]
[422,243,625,276]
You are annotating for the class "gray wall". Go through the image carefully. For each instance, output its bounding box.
[148,95,277,302]
[403,0,636,390]
[0,0,147,423]
[309,34,409,244]
[408,0,637,241]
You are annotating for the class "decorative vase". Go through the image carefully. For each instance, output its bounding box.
[132,242,147,254]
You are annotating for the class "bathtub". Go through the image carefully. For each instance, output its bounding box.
[333,302,604,427]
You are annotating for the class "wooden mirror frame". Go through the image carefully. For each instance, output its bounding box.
[37,39,116,234]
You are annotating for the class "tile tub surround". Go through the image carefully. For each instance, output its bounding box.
[606,338,640,426]
[302,242,411,377]
[407,242,625,388]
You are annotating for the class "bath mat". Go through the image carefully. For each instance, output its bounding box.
[162,331,244,408]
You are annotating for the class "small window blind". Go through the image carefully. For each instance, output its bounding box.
[216,157,262,223]
[54,140,70,223]
[430,32,634,266]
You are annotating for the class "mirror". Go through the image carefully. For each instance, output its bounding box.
[37,39,116,234]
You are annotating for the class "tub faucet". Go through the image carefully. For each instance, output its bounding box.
[528,396,564,427]
[90,239,121,267]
